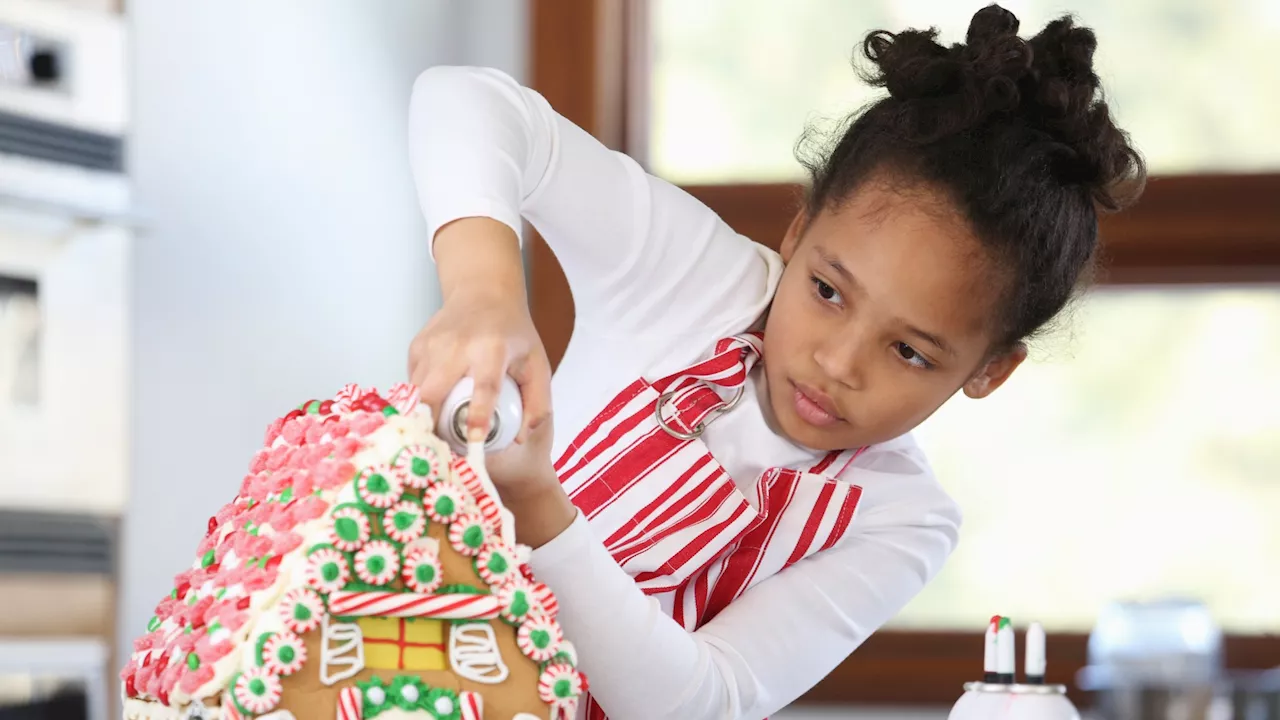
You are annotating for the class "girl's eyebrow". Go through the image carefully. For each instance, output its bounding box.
[814,244,955,357]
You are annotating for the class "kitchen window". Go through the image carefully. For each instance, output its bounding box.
[528,0,1280,705]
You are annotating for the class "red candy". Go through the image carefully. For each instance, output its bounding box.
[293,496,328,522]
[281,419,306,445]
[332,437,364,460]
[263,415,287,446]
[236,597,251,611]
[124,674,137,698]
[178,665,215,694]
[271,532,303,556]
[194,636,234,663]
[304,422,328,444]
[356,393,389,412]
[319,400,334,415]
[349,412,385,436]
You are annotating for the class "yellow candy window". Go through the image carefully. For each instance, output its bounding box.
[358,617,446,671]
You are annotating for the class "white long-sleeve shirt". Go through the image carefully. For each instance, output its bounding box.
[408,65,962,720]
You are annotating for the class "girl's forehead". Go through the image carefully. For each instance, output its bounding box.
[811,189,1005,340]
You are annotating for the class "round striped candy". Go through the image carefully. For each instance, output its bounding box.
[475,542,520,587]
[261,632,306,676]
[531,581,559,617]
[356,466,402,509]
[391,444,444,489]
[304,547,350,594]
[401,550,443,593]
[422,483,468,524]
[518,615,563,662]
[537,662,585,707]
[496,578,537,625]
[232,668,281,714]
[383,500,426,544]
[354,540,400,586]
[278,588,324,634]
[329,506,370,552]
[448,513,487,557]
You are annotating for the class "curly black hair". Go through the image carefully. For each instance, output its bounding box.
[798,4,1146,349]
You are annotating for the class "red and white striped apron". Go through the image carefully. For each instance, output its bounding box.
[554,333,866,720]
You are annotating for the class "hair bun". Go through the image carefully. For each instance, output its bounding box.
[858,3,1144,211]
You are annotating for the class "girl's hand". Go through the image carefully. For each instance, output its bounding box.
[408,217,553,447]
[485,414,578,548]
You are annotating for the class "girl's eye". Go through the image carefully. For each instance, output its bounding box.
[810,275,842,304]
[896,342,934,370]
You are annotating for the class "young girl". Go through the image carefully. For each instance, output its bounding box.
[406,5,1143,718]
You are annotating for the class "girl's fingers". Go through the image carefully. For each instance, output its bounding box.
[463,344,508,442]
[414,349,469,431]
[508,351,552,445]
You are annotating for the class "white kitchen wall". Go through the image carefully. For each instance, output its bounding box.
[118,0,526,672]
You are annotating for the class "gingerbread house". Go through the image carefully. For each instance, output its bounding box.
[121,383,586,720]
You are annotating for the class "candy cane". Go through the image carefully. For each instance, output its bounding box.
[337,686,362,720]
[458,691,483,720]
[328,591,500,619]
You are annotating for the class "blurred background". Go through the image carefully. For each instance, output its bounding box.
[0,0,1274,719]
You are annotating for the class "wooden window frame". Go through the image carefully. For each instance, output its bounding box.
[528,0,1280,707]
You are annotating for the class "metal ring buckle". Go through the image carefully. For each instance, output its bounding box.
[654,383,746,440]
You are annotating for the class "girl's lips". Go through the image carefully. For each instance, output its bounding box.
[792,382,842,427]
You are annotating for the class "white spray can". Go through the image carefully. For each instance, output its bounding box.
[436,376,523,455]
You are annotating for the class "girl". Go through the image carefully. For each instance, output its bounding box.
[406,5,1143,719]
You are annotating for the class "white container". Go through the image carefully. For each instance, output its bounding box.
[948,683,1081,720]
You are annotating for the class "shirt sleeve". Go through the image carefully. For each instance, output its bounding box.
[528,455,962,720]
[407,65,779,338]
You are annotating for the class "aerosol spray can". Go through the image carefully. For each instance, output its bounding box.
[437,375,524,455]
[949,618,1081,720]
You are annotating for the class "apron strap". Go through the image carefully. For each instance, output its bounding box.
[652,333,764,440]
[651,332,763,394]
[808,446,865,478]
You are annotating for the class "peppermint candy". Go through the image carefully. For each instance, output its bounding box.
[422,483,468,523]
[401,550,443,593]
[537,662,586,707]
[305,547,350,594]
[475,542,520,586]
[354,539,400,586]
[532,581,559,617]
[448,513,487,557]
[392,444,444,489]
[332,383,363,413]
[232,668,282,714]
[496,578,538,625]
[518,615,563,662]
[355,466,402,509]
[261,632,306,676]
[329,506,370,552]
[278,588,324,634]
[383,500,426,544]
[384,383,421,416]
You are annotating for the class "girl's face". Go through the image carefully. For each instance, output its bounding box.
[763,181,1026,452]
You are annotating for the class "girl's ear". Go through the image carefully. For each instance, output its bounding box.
[780,210,808,263]
[964,343,1028,399]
